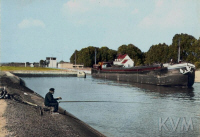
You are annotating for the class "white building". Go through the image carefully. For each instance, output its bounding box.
[46,57,57,68]
[113,54,134,68]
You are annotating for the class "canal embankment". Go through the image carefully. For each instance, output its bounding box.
[0,71,105,137]
[0,100,7,137]
[9,67,91,77]
[11,70,78,77]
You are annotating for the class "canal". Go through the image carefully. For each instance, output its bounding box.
[22,75,200,137]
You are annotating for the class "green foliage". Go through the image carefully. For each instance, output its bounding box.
[0,66,58,71]
[70,46,117,67]
[59,60,64,63]
[195,62,200,69]
[69,33,200,67]
[118,44,144,65]
[39,60,45,67]
[145,43,169,65]
[168,33,198,63]
[145,33,200,65]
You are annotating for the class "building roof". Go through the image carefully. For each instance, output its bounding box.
[122,59,128,64]
[117,54,127,59]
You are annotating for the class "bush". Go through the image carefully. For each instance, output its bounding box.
[195,62,200,69]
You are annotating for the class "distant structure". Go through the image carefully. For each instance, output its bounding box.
[58,62,84,69]
[73,64,84,68]
[0,62,25,67]
[58,62,73,69]
[113,54,134,67]
[46,57,57,68]
[32,62,40,67]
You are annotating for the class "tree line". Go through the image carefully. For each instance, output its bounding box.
[70,33,200,68]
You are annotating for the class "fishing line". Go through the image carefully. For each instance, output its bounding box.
[59,101,151,104]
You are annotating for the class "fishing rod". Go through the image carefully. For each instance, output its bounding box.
[58,100,151,104]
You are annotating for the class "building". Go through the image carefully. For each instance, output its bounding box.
[32,62,40,67]
[58,62,73,69]
[73,64,84,68]
[0,62,25,67]
[113,54,134,67]
[46,57,57,68]
[58,62,84,69]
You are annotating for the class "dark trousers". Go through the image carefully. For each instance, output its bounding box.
[48,102,58,112]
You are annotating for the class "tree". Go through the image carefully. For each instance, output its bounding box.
[145,43,169,65]
[168,33,197,63]
[117,44,144,66]
[70,46,117,67]
[69,33,200,67]
[39,60,45,67]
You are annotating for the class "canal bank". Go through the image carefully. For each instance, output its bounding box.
[11,70,78,77]
[0,100,7,137]
[0,71,105,137]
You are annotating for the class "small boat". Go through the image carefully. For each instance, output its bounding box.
[77,71,86,78]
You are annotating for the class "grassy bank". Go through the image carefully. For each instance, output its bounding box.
[0,66,59,71]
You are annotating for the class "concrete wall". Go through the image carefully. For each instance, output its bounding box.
[58,63,73,69]
[49,60,57,68]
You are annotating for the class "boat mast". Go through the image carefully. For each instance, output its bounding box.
[95,47,97,64]
[178,38,180,63]
[75,50,76,65]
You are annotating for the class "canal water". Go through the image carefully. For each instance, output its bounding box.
[22,75,200,137]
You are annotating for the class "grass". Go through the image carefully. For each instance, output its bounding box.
[0,66,59,71]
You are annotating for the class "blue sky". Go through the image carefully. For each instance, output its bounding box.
[1,0,200,63]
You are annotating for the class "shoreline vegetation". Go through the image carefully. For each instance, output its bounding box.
[69,34,200,69]
[0,66,91,72]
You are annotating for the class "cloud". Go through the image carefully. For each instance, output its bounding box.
[131,8,139,15]
[155,0,164,8]
[98,0,128,8]
[138,0,186,29]
[62,0,129,25]
[62,0,128,14]
[62,1,89,14]
[18,19,45,29]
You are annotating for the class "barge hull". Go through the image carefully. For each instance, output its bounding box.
[92,68,195,87]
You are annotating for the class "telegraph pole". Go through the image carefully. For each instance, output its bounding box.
[95,47,97,64]
[75,50,76,65]
[178,39,181,63]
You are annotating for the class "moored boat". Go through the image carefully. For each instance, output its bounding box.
[77,71,86,78]
[91,62,195,87]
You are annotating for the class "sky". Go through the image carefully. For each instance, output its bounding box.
[1,0,200,63]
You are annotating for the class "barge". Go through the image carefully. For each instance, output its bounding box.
[91,62,195,87]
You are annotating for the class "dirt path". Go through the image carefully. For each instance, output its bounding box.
[0,100,8,137]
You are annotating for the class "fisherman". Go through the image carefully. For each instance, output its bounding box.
[44,88,62,113]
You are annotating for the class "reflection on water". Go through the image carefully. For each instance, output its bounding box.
[22,76,200,137]
[116,81,195,99]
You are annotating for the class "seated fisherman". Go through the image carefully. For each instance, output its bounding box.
[44,88,62,113]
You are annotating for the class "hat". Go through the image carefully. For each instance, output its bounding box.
[49,88,55,91]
